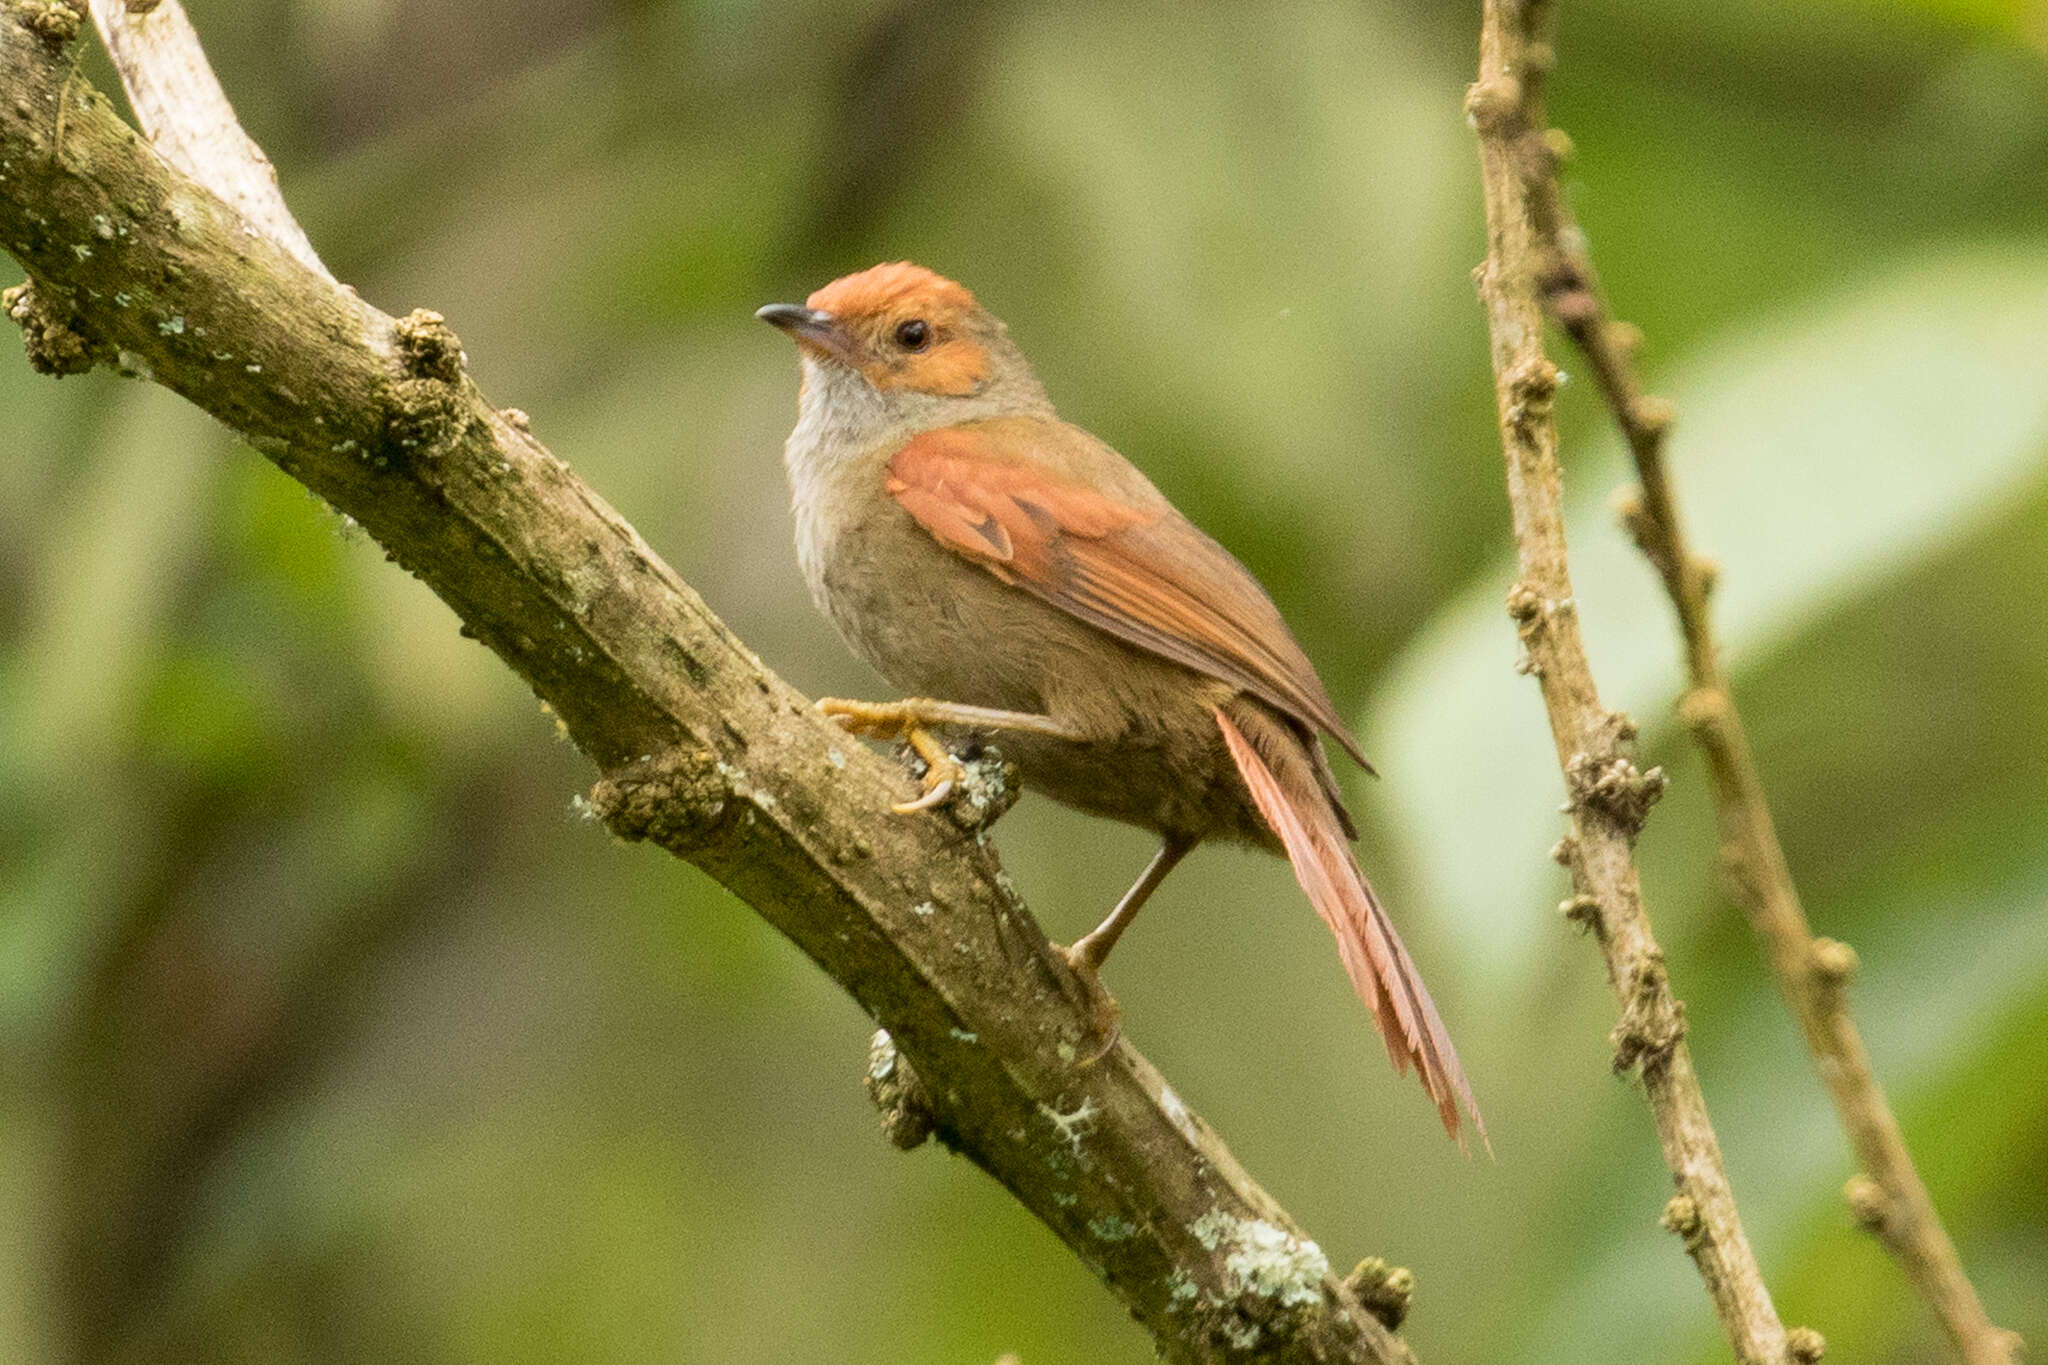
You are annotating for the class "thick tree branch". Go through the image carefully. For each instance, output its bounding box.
[1486,8,2022,1365]
[0,10,1419,1362]
[1467,5,1819,1363]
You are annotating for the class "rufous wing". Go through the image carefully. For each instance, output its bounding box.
[890,419,1482,1142]
[886,418,1370,769]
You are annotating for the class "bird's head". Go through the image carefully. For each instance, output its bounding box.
[758,264,1048,435]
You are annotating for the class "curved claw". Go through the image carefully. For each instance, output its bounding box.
[814,698,979,815]
[1074,1017,1123,1067]
[890,777,956,815]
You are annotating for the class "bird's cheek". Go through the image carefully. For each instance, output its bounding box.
[868,343,990,397]
[856,356,908,393]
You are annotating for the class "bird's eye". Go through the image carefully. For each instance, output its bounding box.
[894,319,931,351]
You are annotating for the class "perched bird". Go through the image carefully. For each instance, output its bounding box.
[759,262,1481,1144]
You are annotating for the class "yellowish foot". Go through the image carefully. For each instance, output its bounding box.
[892,726,968,813]
[816,697,968,813]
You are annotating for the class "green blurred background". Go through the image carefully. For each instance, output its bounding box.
[4,0,2047,1360]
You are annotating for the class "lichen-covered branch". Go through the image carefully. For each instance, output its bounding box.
[1482,9,2022,1365]
[1467,5,1813,1363]
[0,10,1414,1362]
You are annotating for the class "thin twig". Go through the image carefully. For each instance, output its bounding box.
[0,10,1417,1361]
[1468,4,1818,1363]
[1493,10,2023,1365]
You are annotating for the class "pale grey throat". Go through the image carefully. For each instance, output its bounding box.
[781,322,1054,484]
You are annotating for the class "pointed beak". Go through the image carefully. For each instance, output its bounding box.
[756,303,855,363]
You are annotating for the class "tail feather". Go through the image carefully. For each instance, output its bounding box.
[1215,704,1487,1151]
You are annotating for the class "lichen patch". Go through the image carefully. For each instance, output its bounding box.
[1189,1211,1329,1309]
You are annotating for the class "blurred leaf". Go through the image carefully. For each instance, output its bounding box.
[1369,242,2048,986]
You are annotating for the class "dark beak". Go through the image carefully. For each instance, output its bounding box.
[756,303,854,362]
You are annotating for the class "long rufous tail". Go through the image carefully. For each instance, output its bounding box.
[1216,703,1486,1150]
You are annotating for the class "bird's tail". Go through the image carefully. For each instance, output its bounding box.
[1215,702,1486,1150]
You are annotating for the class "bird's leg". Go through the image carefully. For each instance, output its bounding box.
[815,696,1083,814]
[1061,834,1196,1063]
[817,696,1082,739]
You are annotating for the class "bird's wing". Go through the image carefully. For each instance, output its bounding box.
[886,418,1369,769]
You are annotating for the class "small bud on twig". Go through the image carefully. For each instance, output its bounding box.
[1463,78,1522,133]
[1343,1256,1414,1330]
[1810,937,1858,990]
[1844,1174,1889,1232]
[1787,1326,1827,1363]
[1660,1193,1703,1244]
[1633,395,1677,443]
[1559,894,1601,931]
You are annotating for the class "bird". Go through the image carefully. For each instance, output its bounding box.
[758,262,1482,1145]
